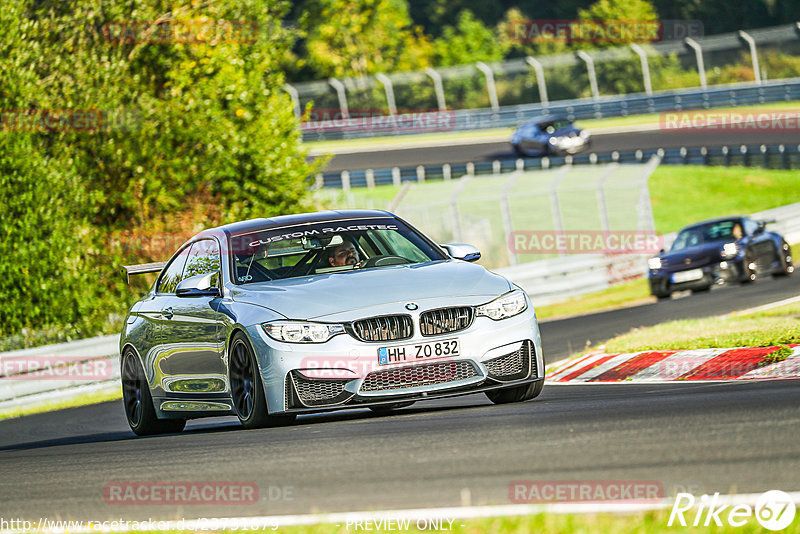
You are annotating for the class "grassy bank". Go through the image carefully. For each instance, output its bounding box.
[603,301,800,354]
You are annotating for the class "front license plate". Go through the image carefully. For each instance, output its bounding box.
[671,268,704,283]
[378,339,460,365]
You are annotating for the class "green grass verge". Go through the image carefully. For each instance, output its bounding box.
[304,100,800,153]
[536,279,652,321]
[0,387,121,421]
[649,166,800,234]
[603,305,800,354]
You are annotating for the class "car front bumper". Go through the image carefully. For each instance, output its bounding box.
[649,259,747,293]
[248,307,544,414]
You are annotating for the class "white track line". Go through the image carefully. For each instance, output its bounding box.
[730,293,800,316]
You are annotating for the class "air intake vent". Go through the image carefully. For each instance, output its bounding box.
[350,315,413,342]
[288,372,353,407]
[420,307,474,336]
[360,360,479,392]
[484,340,535,382]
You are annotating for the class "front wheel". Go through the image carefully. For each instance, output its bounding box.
[740,252,757,283]
[486,380,544,404]
[122,350,185,436]
[230,333,295,429]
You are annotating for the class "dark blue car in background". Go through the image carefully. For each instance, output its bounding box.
[648,217,794,299]
[511,115,591,157]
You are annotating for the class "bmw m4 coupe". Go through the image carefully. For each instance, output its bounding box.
[120,210,544,435]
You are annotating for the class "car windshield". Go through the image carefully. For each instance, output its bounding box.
[538,119,571,133]
[671,220,741,251]
[229,217,445,284]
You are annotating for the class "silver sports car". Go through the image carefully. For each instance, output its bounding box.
[120,210,544,435]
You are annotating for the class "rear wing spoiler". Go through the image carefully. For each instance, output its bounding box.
[122,262,167,285]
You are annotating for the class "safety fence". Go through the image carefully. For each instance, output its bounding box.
[291,23,800,141]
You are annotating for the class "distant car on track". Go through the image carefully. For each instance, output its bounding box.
[120,210,544,435]
[647,216,793,299]
[511,115,591,157]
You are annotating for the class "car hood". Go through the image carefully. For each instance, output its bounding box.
[660,243,725,268]
[228,260,512,320]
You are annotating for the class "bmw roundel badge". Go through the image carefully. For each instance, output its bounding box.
[405,302,419,311]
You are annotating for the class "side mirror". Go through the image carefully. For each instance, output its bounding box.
[659,248,665,254]
[440,243,481,262]
[176,273,221,298]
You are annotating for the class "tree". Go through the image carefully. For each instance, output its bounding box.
[298,0,432,79]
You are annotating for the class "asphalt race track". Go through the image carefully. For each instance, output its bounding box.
[320,129,799,172]
[2,274,799,521]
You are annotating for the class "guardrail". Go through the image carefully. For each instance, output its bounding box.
[317,143,800,189]
[302,78,800,141]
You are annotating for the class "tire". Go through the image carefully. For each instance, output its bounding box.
[122,350,186,436]
[741,252,757,283]
[230,332,295,430]
[773,240,794,277]
[485,380,544,405]
[368,401,415,414]
[654,291,671,300]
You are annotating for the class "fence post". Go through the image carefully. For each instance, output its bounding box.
[576,51,600,100]
[443,163,452,180]
[425,68,447,111]
[596,163,619,233]
[375,73,397,115]
[315,173,324,189]
[501,171,524,265]
[392,166,401,186]
[638,155,661,233]
[283,83,302,119]
[340,170,351,192]
[366,169,375,189]
[550,164,571,255]
[684,38,707,89]
[630,44,653,96]
[416,165,426,183]
[450,175,471,242]
[328,78,349,119]
[525,56,548,106]
[738,31,762,84]
[476,62,500,111]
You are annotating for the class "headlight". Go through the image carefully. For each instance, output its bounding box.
[262,321,345,343]
[722,242,738,258]
[648,257,662,270]
[476,290,528,320]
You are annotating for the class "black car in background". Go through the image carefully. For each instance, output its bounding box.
[510,115,591,157]
[648,217,793,299]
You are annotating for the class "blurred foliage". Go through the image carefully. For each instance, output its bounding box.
[0,0,319,344]
[297,0,433,79]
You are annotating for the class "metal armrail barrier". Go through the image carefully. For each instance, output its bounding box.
[295,23,800,140]
[303,78,800,141]
[318,143,800,189]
